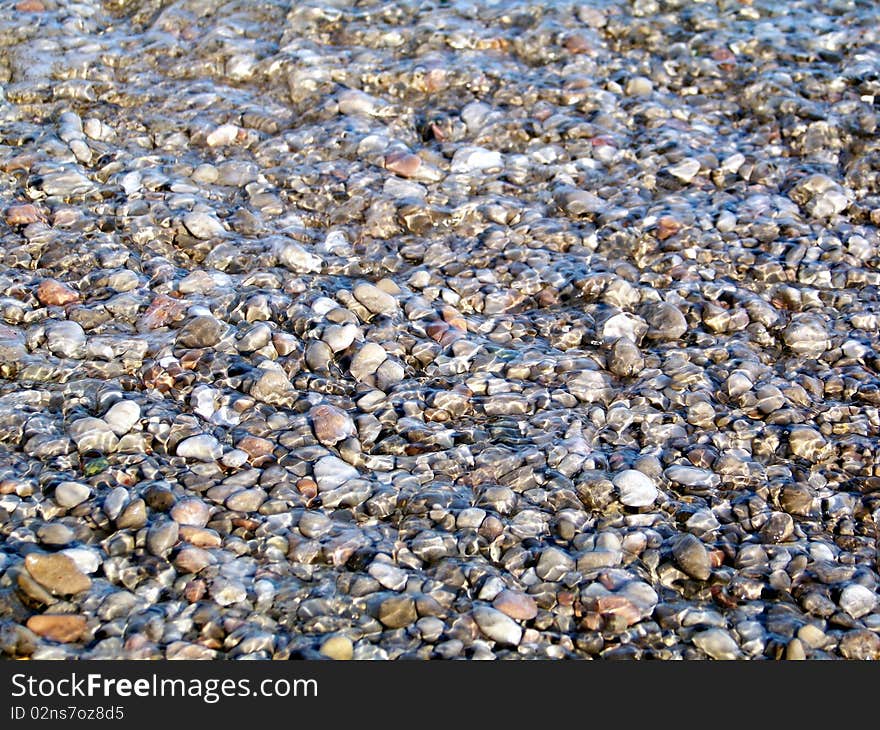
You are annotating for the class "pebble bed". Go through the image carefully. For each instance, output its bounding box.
[1,0,879,660]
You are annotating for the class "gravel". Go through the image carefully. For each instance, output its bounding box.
[0,0,878,662]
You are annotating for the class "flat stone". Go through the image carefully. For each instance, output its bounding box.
[664,465,719,490]
[667,158,701,182]
[353,283,398,315]
[68,417,118,454]
[250,368,295,404]
[536,547,575,582]
[54,481,90,509]
[350,342,387,381]
[170,498,211,527]
[146,520,179,557]
[182,211,225,239]
[451,146,502,173]
[672,534,711,580]
[37,279,78,306]
[378,595,417,628]
[839,584,877,619]
[26,615,87,643]
[24,554,91,596]
[176,434,222,462]
[368,561,408,591]
[313,455,359,492]
[103,400,140,436]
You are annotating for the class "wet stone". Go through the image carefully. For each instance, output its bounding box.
[24,554,91,597]
[378,596,418,629]
[493,590,538,621]
[613,470,658,507]
[672,534,711,581]
[472,605,522,646]
[26,615,87,643]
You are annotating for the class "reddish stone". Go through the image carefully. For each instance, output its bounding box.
[493,590,538,621]
[139,294,187,330]
[385,151,421,178]
[36,279,79,306]
[426,321,450,342]
[594,595,642,626]
[16,0,44,12]
[178,525,222,548]
[424,68,447,93]
[236,435,275,460]
[656,215,682,240]
[5,203,42,226]
[296,478,318,501]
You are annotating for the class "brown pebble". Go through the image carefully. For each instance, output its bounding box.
[26,615,87,643]
[656,215,683,240]
[563,33,591,54]
[24,554,91,596]
[184,579,207,602]
[236,435,275,460]
[297,478,318,500]
[5,203,42,226]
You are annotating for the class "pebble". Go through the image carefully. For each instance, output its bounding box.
[54,481,90,509]
[146,520,179,557]
[608,337,644,377]
[350,343,387,381]
[378,596,417,629]
[692,629,741,660]
[667,158,701,183]
[103,400,140,436]
[170,498,211,527]
[182,211,225,239]
[472,606,523,646]
[450,147,503,173]
[492,590,538,621]
[24,554,91,596]
[613,470,658,507]
[36,279,78,306]
[0,0,876,663]
[320,635,354,660]
[625,76,653,96]
[26,615,87,643]
[310,405,356,446]
[313,456,359,491]
[353,283,398,315]
[45,321,86,359]
[68,418,118,454]
[536,547,575,582]
[176,435,223,462]
[672,534,711,580]
[839,584,877,619]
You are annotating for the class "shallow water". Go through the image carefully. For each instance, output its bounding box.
[0,0,879,659]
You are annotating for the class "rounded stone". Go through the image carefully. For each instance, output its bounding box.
[54,481,91,509]
[24,554,91,596]
[613,470,658,507]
